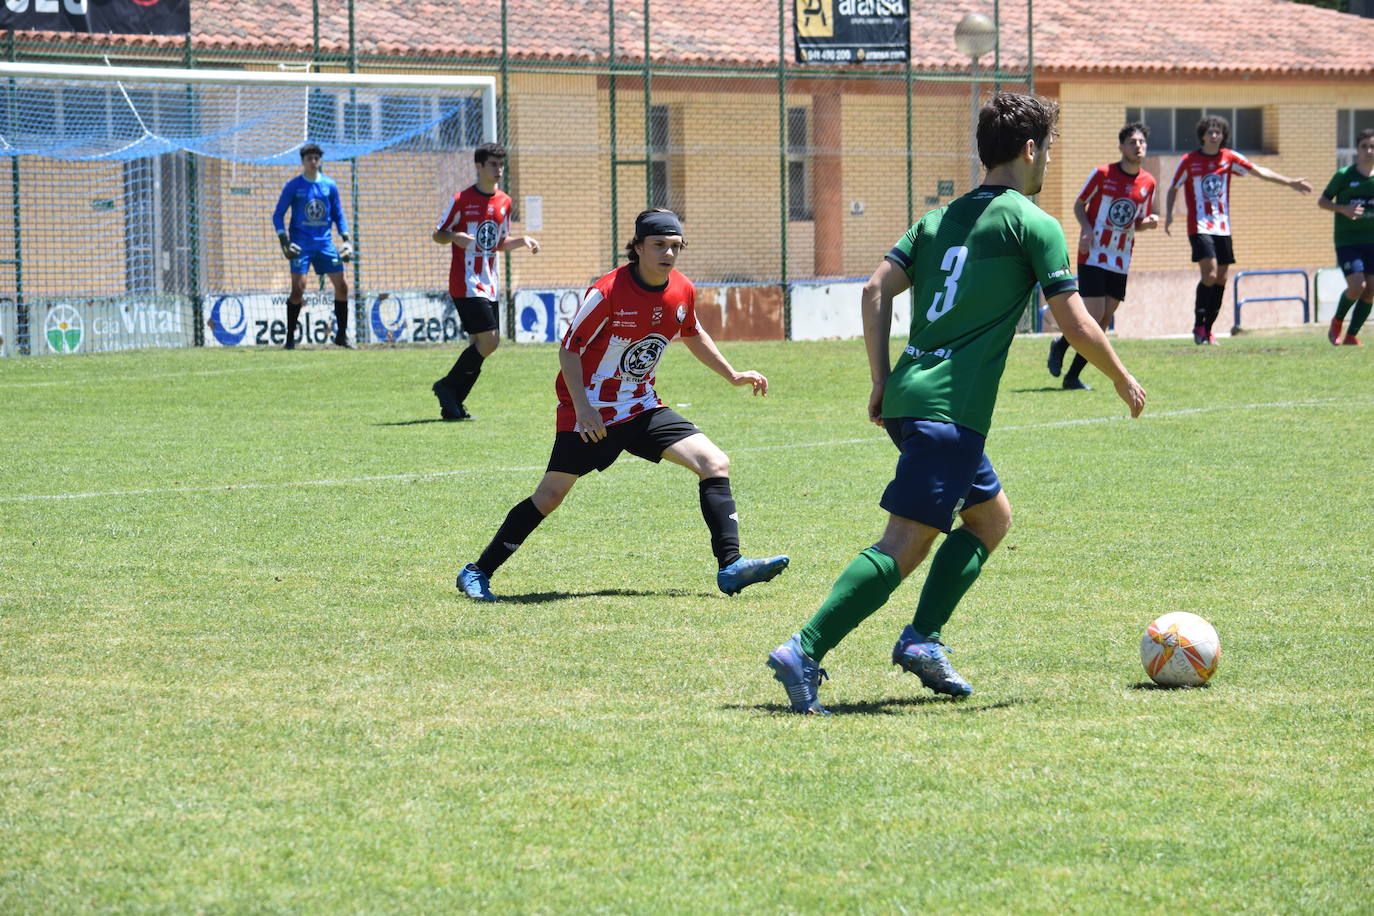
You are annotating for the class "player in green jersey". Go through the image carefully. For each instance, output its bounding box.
[766,93,1147,714]
[1319,128,1374,346]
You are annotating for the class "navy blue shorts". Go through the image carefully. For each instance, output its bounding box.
[290,244,344,276]
[880,418,1002,533]
[1336,243,1374,277]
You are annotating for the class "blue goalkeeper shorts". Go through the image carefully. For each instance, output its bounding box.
[291,244,344,276]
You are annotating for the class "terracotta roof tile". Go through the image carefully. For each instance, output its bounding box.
[13,0,1374,78]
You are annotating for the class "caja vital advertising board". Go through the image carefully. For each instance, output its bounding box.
[13,296,193,354]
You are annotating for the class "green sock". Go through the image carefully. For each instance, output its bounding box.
[798,547,901,663]
[1349,300,1373,337]
[1335,293,1356,321]
[911,528,990,642]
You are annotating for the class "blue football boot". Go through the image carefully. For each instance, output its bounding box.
[767,634,830,715]
[717,555,790,596]
[457,563,497,602]
[892,625,973,696]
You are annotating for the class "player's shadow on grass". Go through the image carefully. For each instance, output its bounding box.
[1008,385,1092,393]
[374,418,452,426]
[740,697,1024,716]
[488,587,709,604]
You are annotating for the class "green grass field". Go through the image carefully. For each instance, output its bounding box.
[3,331,1372,913]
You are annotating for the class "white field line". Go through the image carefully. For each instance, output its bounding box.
[3,395,1368,504]
[0,363,316,388]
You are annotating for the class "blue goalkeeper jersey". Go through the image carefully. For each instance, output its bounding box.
[272,173,348,247]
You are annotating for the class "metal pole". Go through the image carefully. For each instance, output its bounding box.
[501,0,513,338]
[993,0,1002,94]
[1027,0,1035,96]
[969,56,980,191]
[348,0,363,343]
[905,44,913,228]
[643,0,652,209]
[6,30,24,355]
[185,34,203,346]
[609,0,619,264]
[312,0,320,62]
[778,0,789,340]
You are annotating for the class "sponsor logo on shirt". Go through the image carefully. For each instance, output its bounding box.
[1107,198,1137,228]
[474,220,501,251]
[304,198,327,221]
[905,344,952,360]
[1048,267,1073,280]
[675,304,688,323]
[651,306,663,325]
[620,333,670,381]
[1201,174,1224,202]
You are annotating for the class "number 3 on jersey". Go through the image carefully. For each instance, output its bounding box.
[926,245,969,322]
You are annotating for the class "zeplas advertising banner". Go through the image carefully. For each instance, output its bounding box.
[794,0,909,65]
[0,0,190,37]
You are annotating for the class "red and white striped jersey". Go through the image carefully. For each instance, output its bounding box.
[556,265,700,432]
[1170,149,1253,237]
[435,185,511,300]
[1077,163,1157,275]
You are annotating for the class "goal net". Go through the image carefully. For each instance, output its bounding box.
[0,62,495,355]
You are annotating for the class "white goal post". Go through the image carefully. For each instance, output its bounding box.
[0,61,497,147]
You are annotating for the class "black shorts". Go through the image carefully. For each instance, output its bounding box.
[1189,233,1235,265]
[546,407,701,476]
[1335,243,1374,277]
[1078,263,1129,301]
[453,296,500,335]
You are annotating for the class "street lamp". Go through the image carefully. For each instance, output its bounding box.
[955,13,997,190]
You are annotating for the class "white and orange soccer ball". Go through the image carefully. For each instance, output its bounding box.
[1140,611,1221,687]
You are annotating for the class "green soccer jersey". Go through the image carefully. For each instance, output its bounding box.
[1323,164,1374,246]
[883,186,1077,436]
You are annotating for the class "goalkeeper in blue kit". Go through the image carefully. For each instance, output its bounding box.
[271,143,354,349]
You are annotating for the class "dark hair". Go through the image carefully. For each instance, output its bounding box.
[474,142,507,165]
[1196,115,1230,148]
[976,93,1060,169]
[1119,122,1149,144]
[299,142,323,159]
[624,208,687,264]
[1357,128,1374,146]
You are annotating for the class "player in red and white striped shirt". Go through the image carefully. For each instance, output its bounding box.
[454,209,790,601]
[1048,122,1158,388]
[430,142,540,420]
[1164,116,1310,344]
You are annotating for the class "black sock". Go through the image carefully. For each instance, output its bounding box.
[1194,283,1208,328]
[286,298,303,342]
[334,299,349,339]
[444,345,486,403]
[1204,284,1225,332]
[475,497,546,577]
[699,477,741,569]
[1064,353,1089,383]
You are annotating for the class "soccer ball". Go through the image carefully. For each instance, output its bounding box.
[1140,611,1221,687]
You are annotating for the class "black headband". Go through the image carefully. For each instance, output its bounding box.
[635,211,683,239]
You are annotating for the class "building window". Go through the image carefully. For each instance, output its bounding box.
[1125,106,1265,154]
[342,101,373,143]
[1337,109,1374,168]
[787,106,812,221]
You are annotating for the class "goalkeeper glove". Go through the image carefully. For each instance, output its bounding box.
[339,235,353,262]
[278,232,301,260]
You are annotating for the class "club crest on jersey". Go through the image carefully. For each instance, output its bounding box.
[1201,174,1224,202]
[1107,198,1137,228]
[620,333,670,381]
[305,198,327,221]
[475,220,501,251]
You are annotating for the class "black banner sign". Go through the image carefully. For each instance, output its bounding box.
[795,0,910,65]
[0,0,190,37]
